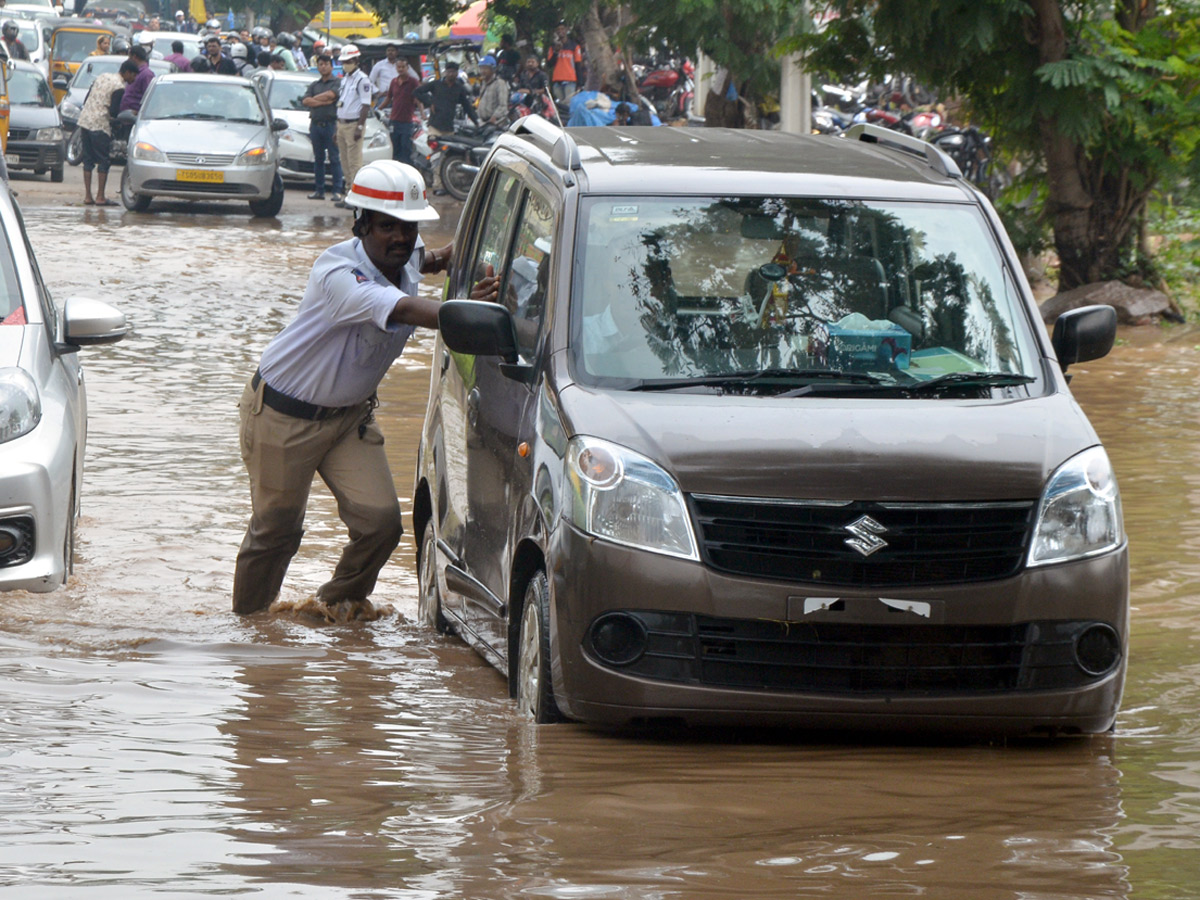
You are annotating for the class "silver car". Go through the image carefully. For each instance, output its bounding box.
[119,73,288,217]
[0,189,127,591]
[251,69,393,185]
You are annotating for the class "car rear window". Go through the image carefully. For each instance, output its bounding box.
[571,196,1037,389]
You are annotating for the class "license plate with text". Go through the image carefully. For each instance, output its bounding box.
[176,169,224,183]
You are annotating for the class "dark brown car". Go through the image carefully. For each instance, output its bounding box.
[416,120,1126,735]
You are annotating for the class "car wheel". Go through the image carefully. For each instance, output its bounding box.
[67,129,83,166]
[249,173,284,217]
[440,155,475,202]
[515,571,562,723]
[51,166,64,183]
[120,167,150,211]
[417,519,449,634]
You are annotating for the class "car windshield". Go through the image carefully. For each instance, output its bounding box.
[12,23,40,50]
[70,57,170,90]
[83,0,147,16]
[8,69,54,106]
[53,30,107,63]
[266,78,311,111]
[141,80,265,123]
[152,35,201,58]
[571,196,1038,392]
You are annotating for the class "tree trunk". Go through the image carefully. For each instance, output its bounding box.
[580,0,620,93]
[1028,0,1156,290]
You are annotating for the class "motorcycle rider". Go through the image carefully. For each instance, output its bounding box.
[1,20,28,60]
[229,41,252,76]
[414,60,478,195]
[273,32,299,71]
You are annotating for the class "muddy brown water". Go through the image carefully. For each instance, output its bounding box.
[1,197,1197,898]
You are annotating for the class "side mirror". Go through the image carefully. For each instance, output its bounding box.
[439,300,518,364]
[271,117,288,131]
[117,109,137,124]
[58,296,128,351]
[1051,304,1116,371]
[53,74,69,90]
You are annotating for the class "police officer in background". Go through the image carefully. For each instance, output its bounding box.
[232,160,499,619]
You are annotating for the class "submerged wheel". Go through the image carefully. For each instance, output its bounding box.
[120,167,150,211]
[515,571,562,723]
[67,129,83,166]
[249,173,284,217]
[417,519,449,633]
[439,155,475,201]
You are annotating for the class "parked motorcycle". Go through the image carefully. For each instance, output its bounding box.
[636,58,694,122]
[431,122,500,201]
[931,125,1001,196]
[66,102,134,169]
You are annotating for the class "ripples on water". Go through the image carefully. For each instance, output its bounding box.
[0,207,1195,897]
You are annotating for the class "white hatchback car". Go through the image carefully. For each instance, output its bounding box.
[251,69,393,186]
[0,190,126,590]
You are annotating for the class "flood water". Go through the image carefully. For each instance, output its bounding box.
[2,201,1198,898]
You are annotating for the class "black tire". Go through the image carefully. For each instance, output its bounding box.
[120,166,150,211]
[249,173,284,217]
[417,519,449,634]
[515,571,562,723]
[62,484,76,584]
[440,154,475,202]
[51,166,64,183]
[67,129,83,166]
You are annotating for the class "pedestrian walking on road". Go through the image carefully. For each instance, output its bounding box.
[302,53,344,201]
[77,60,136,206]
[335,43,372,206]
[231,160,499,619]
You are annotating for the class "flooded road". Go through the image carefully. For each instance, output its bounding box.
[2,198,1198,898]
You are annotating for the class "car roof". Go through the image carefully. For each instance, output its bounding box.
[8,59,49,77]
[519,126,973,201]
[155,72,256,86]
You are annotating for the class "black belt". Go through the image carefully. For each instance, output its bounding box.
[252,370,355,421]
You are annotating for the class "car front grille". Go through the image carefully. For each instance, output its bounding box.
[142,179,259,195]
[165,152,237,166]
[7,128,32,141]
[690,495,1035,587]
[586,611,1115,695]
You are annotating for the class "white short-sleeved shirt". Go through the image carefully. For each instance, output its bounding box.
[257,237,425,407]
[337,68,373,120]
[370,60,397,96]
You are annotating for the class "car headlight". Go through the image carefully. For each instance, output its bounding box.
[365,129,390,150]
[0,367,42,445]
[59,101,81,121]
[566,436,698,560]
[35,127,64,142]
[237,146,271,165]
[132,141,166,162]
[1028,446,1124,566]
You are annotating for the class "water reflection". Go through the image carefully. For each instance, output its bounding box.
[0,207,1193,897]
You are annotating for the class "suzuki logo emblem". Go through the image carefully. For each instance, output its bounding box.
[196,157,206,164]
[844,515,888,557]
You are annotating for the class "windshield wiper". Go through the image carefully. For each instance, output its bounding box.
[164,112,226,120]
[902,372,1036,393]
[627,367,886,392]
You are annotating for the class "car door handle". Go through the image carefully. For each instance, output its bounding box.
[441,350,450,374]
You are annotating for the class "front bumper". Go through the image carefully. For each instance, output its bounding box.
[0,425,74,593]
[6,139,65,172]
[127,156,277,202]
[547,521,1128,733]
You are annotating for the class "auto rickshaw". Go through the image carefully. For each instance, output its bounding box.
[49,21,121,103]
[0,56,11,158]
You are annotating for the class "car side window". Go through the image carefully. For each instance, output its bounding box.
[502,190,555,360]
[464,171,521,289]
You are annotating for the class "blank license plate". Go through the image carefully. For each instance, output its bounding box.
[176,169,224,183]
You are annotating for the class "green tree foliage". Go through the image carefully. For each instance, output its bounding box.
[795,0,1200,291]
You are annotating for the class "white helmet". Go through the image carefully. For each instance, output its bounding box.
[339,43,361,61]
[136,31,154,45]
[230,42,247,59]
[346,161,439,221]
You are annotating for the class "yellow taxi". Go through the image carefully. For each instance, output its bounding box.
[307,0,387,39]
[0,60,9,154]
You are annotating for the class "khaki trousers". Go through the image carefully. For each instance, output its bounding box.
[336,119,365,188]
[232,378,403,614]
